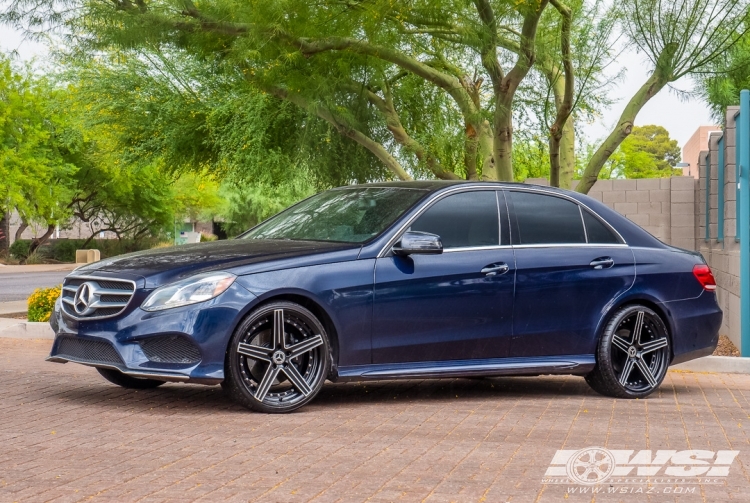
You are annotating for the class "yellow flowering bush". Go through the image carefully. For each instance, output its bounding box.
[27,285,62,322]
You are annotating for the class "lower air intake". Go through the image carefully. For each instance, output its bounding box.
[56,337,124,366]
[139,336,202,364]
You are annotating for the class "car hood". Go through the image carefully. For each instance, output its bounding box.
[74,239,362,288]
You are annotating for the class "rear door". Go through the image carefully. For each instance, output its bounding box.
[507,190,635,357]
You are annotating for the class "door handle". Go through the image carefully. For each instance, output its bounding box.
[481,263,510,276]
[590,257,615,270]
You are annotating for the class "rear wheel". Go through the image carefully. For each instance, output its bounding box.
[224,301,331,413]
[97,368,166,389]
[586,305,670,399]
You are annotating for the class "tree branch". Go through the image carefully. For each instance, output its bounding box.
[361,83,459,180]
[267,87,412,181]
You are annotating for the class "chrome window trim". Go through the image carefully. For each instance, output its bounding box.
[578,205,589,243]
[442,245,513,253]
[377,184,628,257]
[377,186,502,258]
[512,243,629,249]
[60,275,137,321]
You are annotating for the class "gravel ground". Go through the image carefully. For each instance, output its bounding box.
[714,335,740,357]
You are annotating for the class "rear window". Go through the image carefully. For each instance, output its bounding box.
[582,210,621,244]
[509,191,586,244]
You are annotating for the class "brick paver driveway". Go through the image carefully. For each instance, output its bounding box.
[1,338,749,503]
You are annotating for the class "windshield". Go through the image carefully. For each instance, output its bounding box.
[240,187,428,243]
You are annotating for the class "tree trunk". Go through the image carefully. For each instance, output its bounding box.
[576,73,668,193]
[0,212,9,256]
[559,119,575,189]
[15,220,28,242]
[576,44,677,194]
[28,224,55,256]
[546,0,574,189]
[478,120,495,180]
[82,230,98,248]
[493,97,515,181]
[464,123,479,180]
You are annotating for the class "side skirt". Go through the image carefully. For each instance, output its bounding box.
[335,355,596,382]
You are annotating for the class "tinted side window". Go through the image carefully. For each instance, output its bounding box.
[410,191,499,248]
[509,191,586,244]
[582,210,620,244]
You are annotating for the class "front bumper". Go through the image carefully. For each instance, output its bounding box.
[48,282,257,384]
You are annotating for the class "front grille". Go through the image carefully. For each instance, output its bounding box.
[56,336,124,366]
[139,336,202,364]
[61,276,136,320]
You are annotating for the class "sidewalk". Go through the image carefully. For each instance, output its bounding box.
[0,263,78,274]
[0,300,27,315]
[0,318,53,339]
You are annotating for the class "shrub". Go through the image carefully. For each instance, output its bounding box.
[9,238,162,262]
[9,239,31,260]
[24,251,46,265]
[28,285,61,322]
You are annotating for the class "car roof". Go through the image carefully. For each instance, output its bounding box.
[336,180,556,192]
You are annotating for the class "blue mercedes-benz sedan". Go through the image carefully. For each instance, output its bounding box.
[48,182,722,412]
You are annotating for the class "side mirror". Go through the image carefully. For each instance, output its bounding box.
[392,231,443,256]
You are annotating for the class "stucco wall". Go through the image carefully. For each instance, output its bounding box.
[697,108,741,350]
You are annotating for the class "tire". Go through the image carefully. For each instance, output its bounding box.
[224,301,331,413]
[586,305,671,399]
[97,367,166,389]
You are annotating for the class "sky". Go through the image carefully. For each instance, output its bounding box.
[1,27,718,151]
[578,48,718,150]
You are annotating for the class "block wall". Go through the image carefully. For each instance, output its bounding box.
[697,108,741,350]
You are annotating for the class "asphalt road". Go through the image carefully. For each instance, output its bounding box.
[0,271,71,302]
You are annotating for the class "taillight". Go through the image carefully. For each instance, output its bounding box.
[693,264,717,291]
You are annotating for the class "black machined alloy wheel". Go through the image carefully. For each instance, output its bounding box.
[586,305,671,399]
[225,301,331,413]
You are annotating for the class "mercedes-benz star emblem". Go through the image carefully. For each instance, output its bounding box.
[73,283,97,316]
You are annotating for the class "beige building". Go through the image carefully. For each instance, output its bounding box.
[682,125,721,178]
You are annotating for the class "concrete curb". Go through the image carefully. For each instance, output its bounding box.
[671,356,750,374]
[0,263,79,274]
[0,320,54,340]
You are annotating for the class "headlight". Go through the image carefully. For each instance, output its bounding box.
[141,272,237,312]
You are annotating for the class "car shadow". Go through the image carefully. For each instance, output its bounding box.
[315,375,598,407]
[39,375,607,414]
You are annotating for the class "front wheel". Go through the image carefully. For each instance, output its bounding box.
[224,301,331,413]
[586,305,671,399]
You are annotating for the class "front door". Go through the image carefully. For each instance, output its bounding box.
[372,190,515,364]
[506,190,636,357]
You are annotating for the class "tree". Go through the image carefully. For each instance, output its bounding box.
[698,21,750,122]
[0,55,76,253]
[619,125,681,178]
[4,0,740,194]
[1,0,559,182]
[575,0,750,193]
[217,180,314,237]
